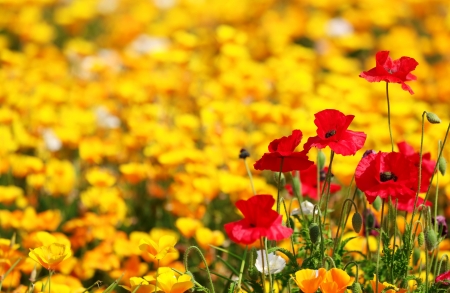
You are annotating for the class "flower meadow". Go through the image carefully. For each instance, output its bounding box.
[1,0,450,293]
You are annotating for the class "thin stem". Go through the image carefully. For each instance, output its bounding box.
[375,200,386,293]
[332,198,358,256]
[276,158,285,213]
[386,82,394,152]
[322,150,335,227]
[236,246,248,292]
[183,246,215,293]
[259,238,267,293]
[434,142,441,229]
[426,248,429,293]
[264,238,273,292]
[410,112,426,231]
[244,159,256,195]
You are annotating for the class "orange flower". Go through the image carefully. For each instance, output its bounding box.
[320,268,353,293]
[291,268,326,293]
[371,274,407,293]
[28,243,72,270]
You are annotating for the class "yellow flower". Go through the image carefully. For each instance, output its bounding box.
[371,274,407,293]
[175,217,202,238]
[139,235,177,260]
[292,268,326,293]
[85,167,116,187]
[320,268,353,293]
[121,277,157,293]
[156,268,194,293]
[28,243,72,270]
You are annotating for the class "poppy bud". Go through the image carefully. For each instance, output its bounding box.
[372,196,382,211]
[366,212,375,230]
[318,151,326,170]
[439,156,447,176]
[418,232,425,246]
[248,266,259,281]
[352,212,363,233]
[291,176,301,198]
[10,233,16,249]
[239,148,250,159]
[426,112,441,124]
[309,223,320,244]
[274,172,286,189]
[29,265,37,282]
[426,229,438,251]
[351,282,362,293]
[413,248,421,265]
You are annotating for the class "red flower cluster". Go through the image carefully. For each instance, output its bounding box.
[285,165,341,200]
[359,51,418,94]
[224,195,293,245]
[254,130,313,172]
[304,109,366,156]
[355,151,433,211]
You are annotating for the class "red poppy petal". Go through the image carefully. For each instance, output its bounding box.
[254,152,313,172]
[328,130,366,156]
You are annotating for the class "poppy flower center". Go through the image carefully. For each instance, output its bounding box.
[249,223,256,228]
[325,130,336,138]
[379,171,398,182]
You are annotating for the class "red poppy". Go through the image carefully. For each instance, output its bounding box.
[397,141,436,192]
[355,152,418,204]
[224,194,293,245]
[285,165,341,200]
[359,51,418,94]
[254,130,313,172]
[303,109,366,156]
[436,270,450,287]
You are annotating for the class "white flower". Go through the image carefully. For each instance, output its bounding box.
[326,17,354,37]
[94,106,120,129]
[42,129,62,152]
[254,250,286,275]
[291,201,316,216]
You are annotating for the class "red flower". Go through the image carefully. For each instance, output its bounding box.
[436,270,450,287]
[285,165,341,200]
[303,109,366,156]
[224,195,293,245]
[254,130,313,172]
[397,141,436,192]
[359,51,418,94]
[355,152,418,204]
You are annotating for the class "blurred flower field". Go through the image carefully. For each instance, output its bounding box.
[0,0,450,292]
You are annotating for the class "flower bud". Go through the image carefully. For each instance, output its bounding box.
[239,148,250,159]
[426,229,438,251]
[309,223,320,244]
[426,112,441,124]
[352,212,363,233]
[318,151,326,170]
[351,282,362,293]
[248,266,260,281]
[439,156,447,176]
[29,265,37,282]
[412,248,421,265]
[274,172,286,189]
[366,212,375,230]
[372,196,382,211]
[418,232,425,247]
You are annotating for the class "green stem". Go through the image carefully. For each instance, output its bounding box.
[332,198,358,256]
[375,200,386,293]
[244,158,256,195]
[322,150,335,227]
[0,258,21,291]
[236,246,248,292]
[410,112,426,231]
[276,158,284,213]
[259,238,267,293]
[426,248,429,293]
[434,142,441,229]
[264,238,273,292]
[386,82,394,152]
[183,246,215,293]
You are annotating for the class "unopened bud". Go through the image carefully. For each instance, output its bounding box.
[366,213,375,230]
[317,151,326,170]
[10,233,16,249]
[239,148,250,159]
[426,112,441,124]
[309,223,320,244]
[352,212,363,233]
[274,172,286,189]
[351,282,362,293]
[373,196,382,211]
[418,232,425,247]
[426,229,438,251]
[439,156,447,176]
